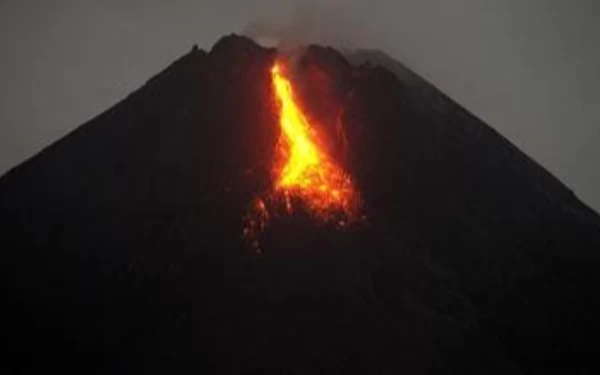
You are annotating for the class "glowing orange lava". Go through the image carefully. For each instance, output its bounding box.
[243,60,360,251]
[271,62,358,218]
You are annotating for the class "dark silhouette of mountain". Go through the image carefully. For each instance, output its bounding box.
[1,34,599,373]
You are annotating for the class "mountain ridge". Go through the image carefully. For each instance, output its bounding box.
[1,34,599,373]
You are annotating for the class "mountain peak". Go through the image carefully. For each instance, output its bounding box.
[2,35,599,373]
[211,33,271,57]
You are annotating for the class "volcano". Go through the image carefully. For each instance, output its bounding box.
[1,35,599,373]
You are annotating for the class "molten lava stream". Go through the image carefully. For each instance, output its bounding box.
[270,62,358,219]
[243,60,360,251]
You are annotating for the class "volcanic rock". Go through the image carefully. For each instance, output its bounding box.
[1,34,599,373]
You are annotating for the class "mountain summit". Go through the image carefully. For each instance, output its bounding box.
[2,34,599,373]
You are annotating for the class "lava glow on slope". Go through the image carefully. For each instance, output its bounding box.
[271,62,357,214]
[243,60,360,251]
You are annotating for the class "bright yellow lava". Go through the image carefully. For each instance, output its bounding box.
[271,62,356,216]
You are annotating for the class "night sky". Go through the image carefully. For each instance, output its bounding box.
[1,0,599,211]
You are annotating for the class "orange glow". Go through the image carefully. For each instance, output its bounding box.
[270,62,357,217]
[243,60,360,251]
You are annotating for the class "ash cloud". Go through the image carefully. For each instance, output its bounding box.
[242,0,374,50]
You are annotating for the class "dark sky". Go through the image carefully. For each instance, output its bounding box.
[1,0,599,212]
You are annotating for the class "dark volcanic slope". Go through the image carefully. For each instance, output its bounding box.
[1,35,599,373]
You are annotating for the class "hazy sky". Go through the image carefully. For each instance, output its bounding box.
[1,0,599,212]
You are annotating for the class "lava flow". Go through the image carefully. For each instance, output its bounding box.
[271,62,357,215]
[244,60,360,250]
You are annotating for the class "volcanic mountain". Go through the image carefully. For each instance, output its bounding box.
[2,35,599,373]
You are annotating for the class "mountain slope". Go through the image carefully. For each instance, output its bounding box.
[1,34,599,373]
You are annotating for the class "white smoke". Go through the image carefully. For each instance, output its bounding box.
[242,0,373,50]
